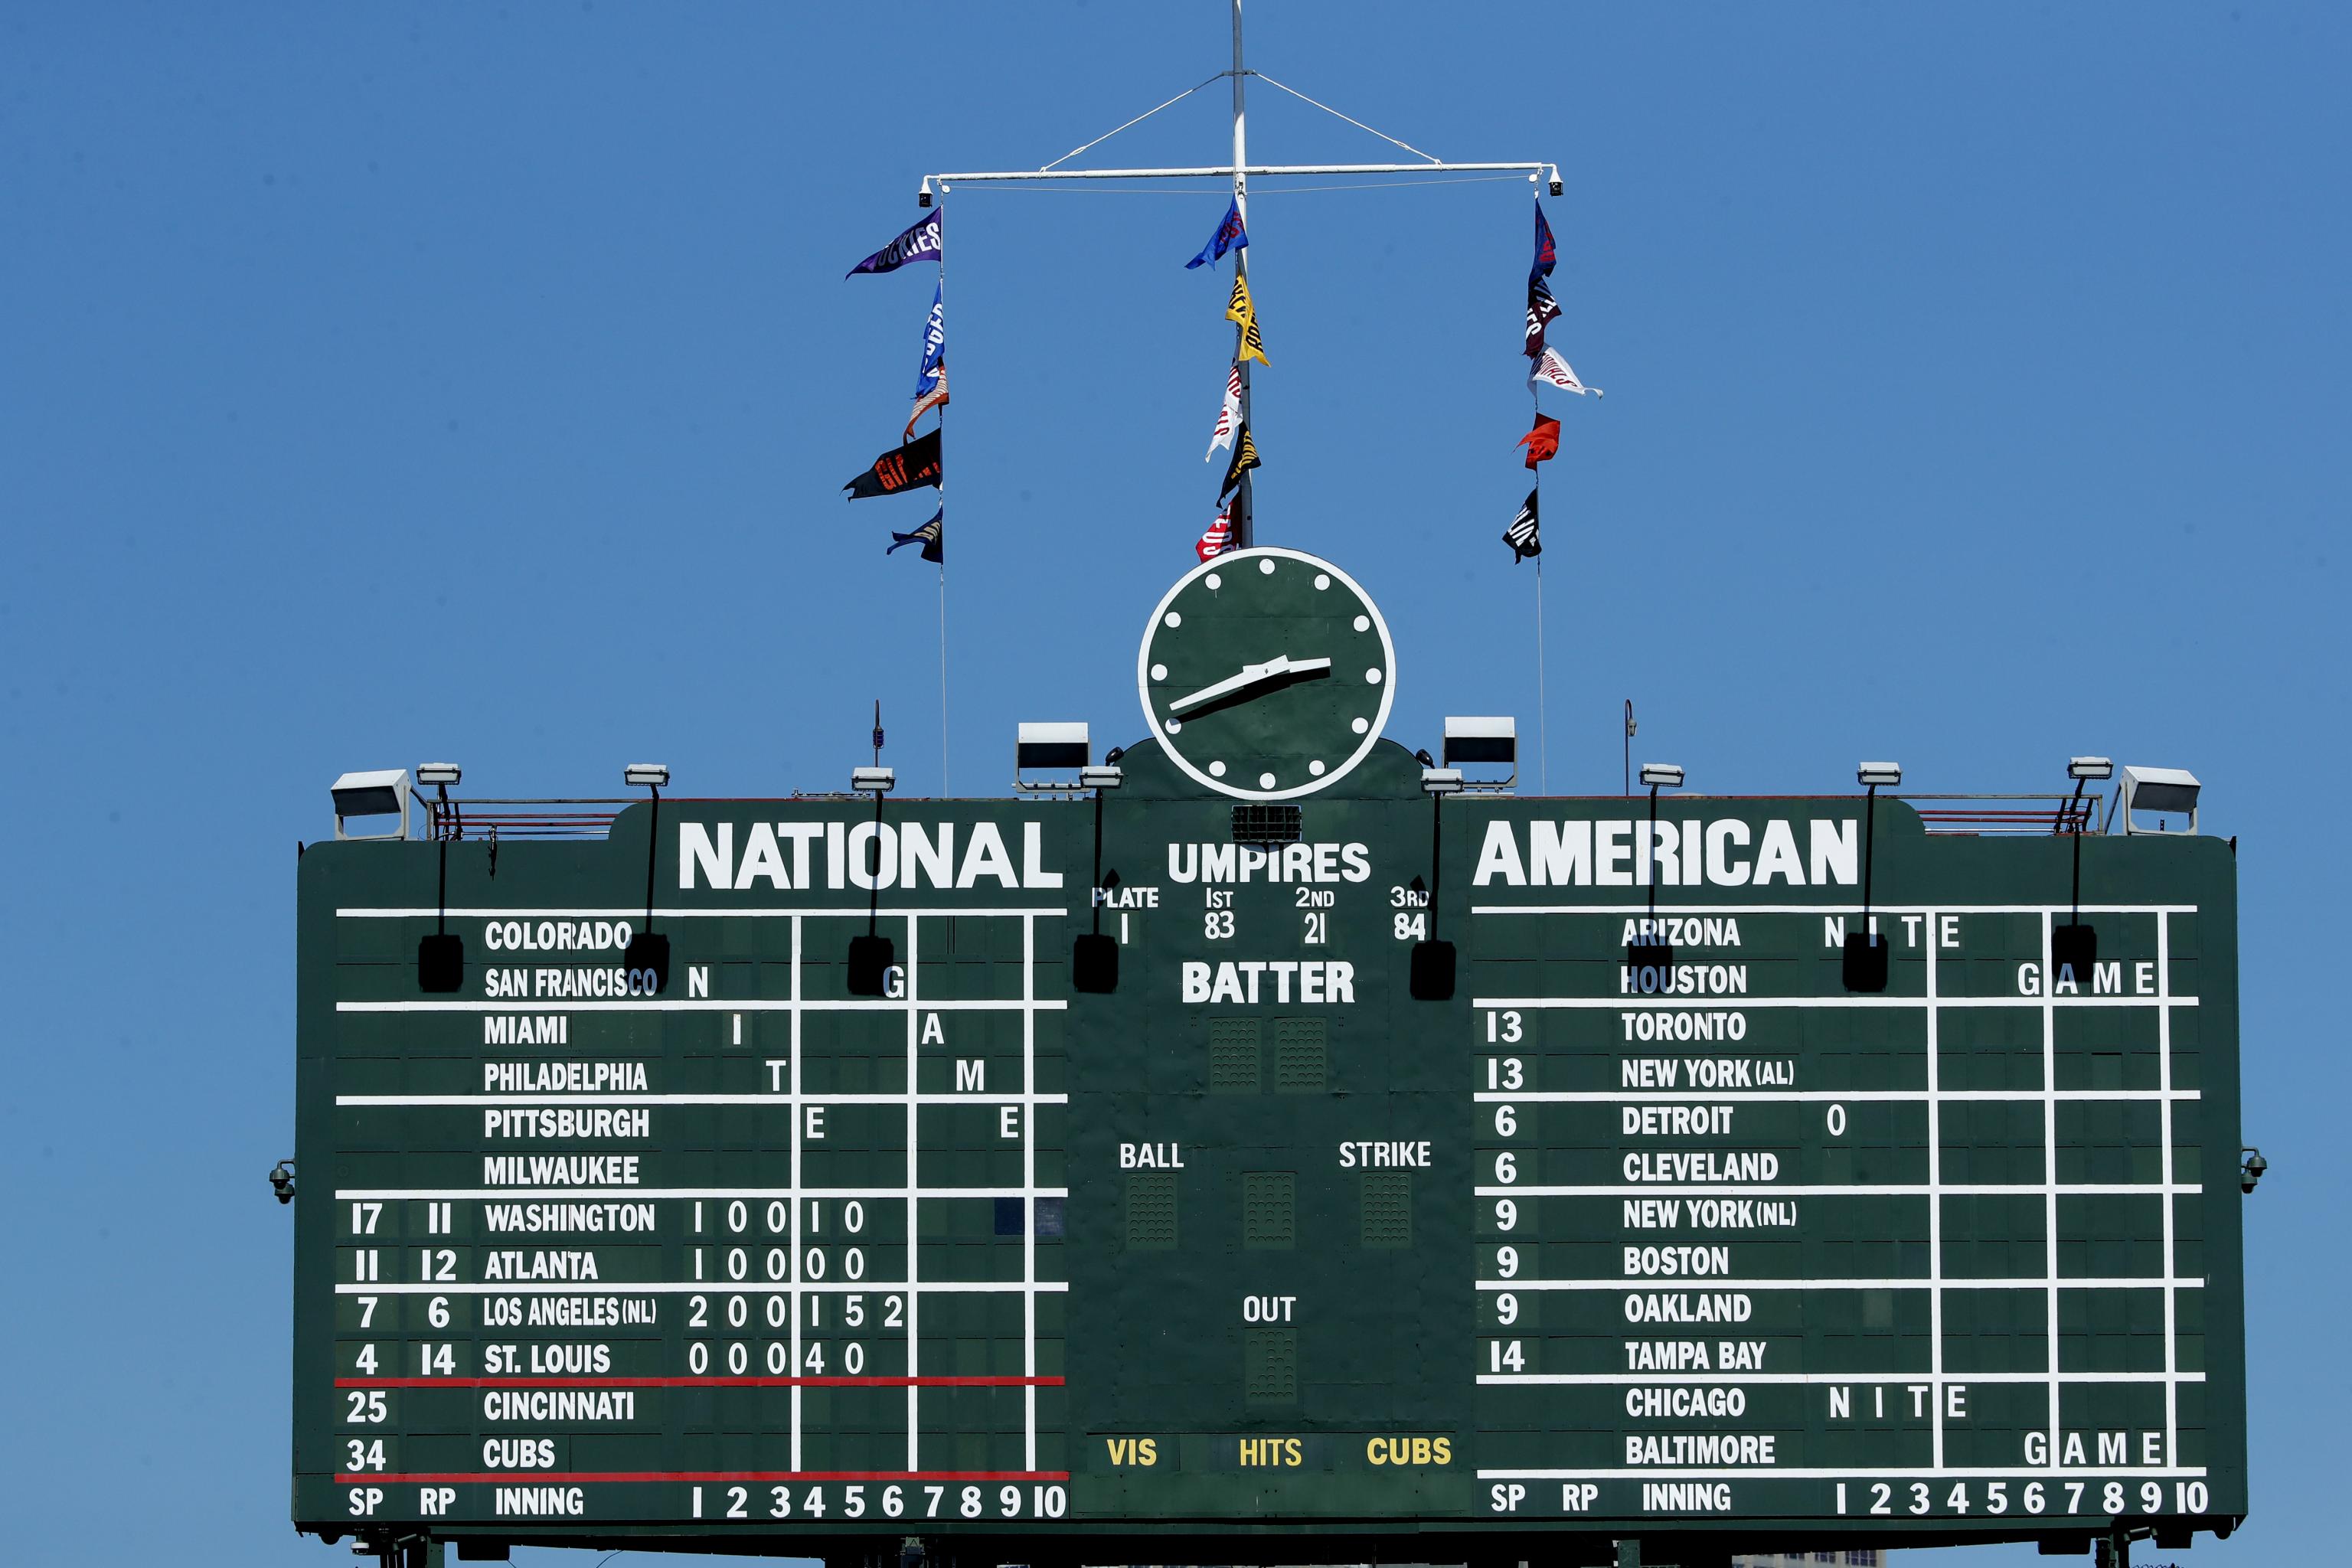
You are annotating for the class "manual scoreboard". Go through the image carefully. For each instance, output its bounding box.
[292,549,2247,1563]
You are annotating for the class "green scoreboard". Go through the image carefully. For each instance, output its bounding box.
[293,549,2248,1564]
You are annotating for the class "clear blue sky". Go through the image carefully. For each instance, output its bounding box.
[2,4,2343,1563]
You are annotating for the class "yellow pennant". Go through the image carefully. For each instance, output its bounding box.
[1227,272,1269,367]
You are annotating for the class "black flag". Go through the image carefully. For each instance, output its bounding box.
[844,427,942,499]
[1524,273,1562,359]
[1503,488,1541,563]
[1219,423,1261,499]
[888,508,944,564]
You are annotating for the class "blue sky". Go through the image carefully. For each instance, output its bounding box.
[2,4,2344,1563]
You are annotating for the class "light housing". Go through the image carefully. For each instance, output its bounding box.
[2118,765,2201,835]
[623,763,670,789]
[851,766,897,795]
[1443,716,1518,792]
[1442,716,1517,766]
[1420,767,1465,797]
[1857,762,1903,789]
[1079,765,1125,791]
[331,769,412,841]
[1017,722,1090,770]
[1638,763,1685,789]
[415,762,462,788]
[2068,756,2115,782]
[1016,721,1093,792]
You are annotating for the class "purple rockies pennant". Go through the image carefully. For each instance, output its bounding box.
[846,211,943,279]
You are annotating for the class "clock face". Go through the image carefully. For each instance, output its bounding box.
[1135,547,1396,800]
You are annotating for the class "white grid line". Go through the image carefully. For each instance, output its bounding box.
[2043,910,2063,1471]
[1927,907,1944,1472]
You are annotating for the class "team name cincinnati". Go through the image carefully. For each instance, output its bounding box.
[677,821,1062,891]
[1473,818,1858,887]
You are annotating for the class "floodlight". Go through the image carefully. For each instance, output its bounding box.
[1014,721,1093,792]
[623,763,670,789]
[2118,765,2201,835]
[1443,717,1517,766]
[1857,762,1902,789]
[852,766,896,795]
[1420,767,1465,796]
[1080,766,1125,791]
[331,769,411,841]
[1018,722,1090,769]
[2068,756,2114,782]
[1638,763,1684,789]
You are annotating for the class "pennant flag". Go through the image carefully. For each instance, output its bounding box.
[913,281,946,393]
[846,211,943,278]
[1226,273,1269,366]
[1530,342,1602,397]
[1204,363,1243,460]
[1531,200,1557,280]
[1524,273,1562,359]
[903,360,949,439]
[1503,488,1541,563]
[844,427,943,498]
[1185,198,1250,270]
[1219,423,1260,498]
[888,508,944,564]
[1196,503,1235,562]
[1518,413,1561,470]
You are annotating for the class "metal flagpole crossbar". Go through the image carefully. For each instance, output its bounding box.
[913,2,1558,550]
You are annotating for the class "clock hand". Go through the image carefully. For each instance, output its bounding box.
[1166,653,1331,715]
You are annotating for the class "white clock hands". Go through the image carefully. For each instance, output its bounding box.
[1165,653,1333,714]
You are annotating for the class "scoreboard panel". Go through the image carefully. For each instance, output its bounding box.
[292,550,2246,1563]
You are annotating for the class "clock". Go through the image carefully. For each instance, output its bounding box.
[1135,547,1396,800]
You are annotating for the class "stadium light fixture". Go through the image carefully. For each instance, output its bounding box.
[623,763,670,790]
[2068,756,2114,782]
[1846,762,1900,992]
[1443,716,1517,793]
[853,766,897,795]
[1017,722,1091,793]
[2118,766,2200,835]
[331,769,412,841]
[415,763,462,789]
[1629,764,1684,968]
[1419,768,1465,797]
[1080,766,1124,791]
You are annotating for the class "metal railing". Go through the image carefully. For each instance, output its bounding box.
[1898,793,2102,836]
[415,791,2109,841]
[428,798,631,841]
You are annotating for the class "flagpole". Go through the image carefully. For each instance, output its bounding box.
[936,243,952,798]
[1229,0,1255,550]
[937,554,950,797]
[1531,279,1549,796]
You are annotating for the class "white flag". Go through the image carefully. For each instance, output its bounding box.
[1530,343,1602,398]
[1204,362,1244,459]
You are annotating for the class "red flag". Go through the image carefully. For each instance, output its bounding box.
[1518,414,1561,471]
[1196,504,1235,561]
